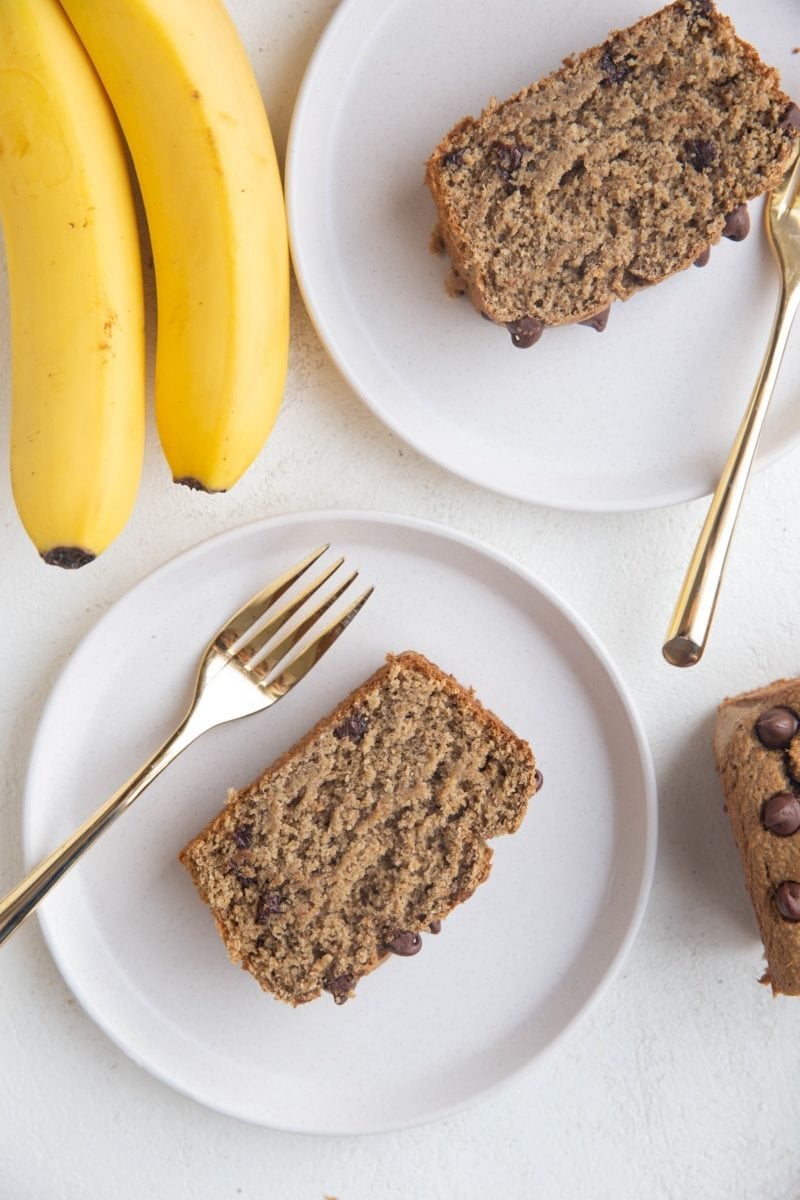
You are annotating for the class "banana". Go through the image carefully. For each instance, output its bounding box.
[0,0,144,567]
[60,0,290,494]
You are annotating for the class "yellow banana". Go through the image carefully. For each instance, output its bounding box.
[0,0,144,567]
[60,0,290,493]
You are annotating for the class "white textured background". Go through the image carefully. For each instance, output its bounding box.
[2,2,800,1198]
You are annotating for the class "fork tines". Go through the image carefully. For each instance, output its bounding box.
[219,547,373,689]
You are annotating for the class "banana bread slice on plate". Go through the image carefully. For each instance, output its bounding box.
[180,651,538,1006]
[425,0,799,346]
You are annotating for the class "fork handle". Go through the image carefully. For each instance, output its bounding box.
[663,281,800,667]
[0,719,198,947]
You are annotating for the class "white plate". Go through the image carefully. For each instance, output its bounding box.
[24,511,655,1133]
[286,0,800,511]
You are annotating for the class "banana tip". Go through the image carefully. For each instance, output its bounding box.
[174,476,226,494]
[41,547,96,569]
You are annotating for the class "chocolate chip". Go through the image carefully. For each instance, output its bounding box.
[775,881,800,921]
[599,46,634,86]
[386,930,422,956]
[579,307,610,331]
[693,246,711,267]
[492,141,527,180]
[442,148,465,168]
[684,138,717,172]
[780,103,800,132]
[722,204,750,242]
[227,851,256,887]
[762,792,800,837]
[690,0,713,15]
[255,891,283,924]
[429,920,442,934]
[323,972,356,1004]
[506,316,544,348]
[755,707,799,749]
[333,712,369,742]
[533,768,544,792]
[232,824,253,849]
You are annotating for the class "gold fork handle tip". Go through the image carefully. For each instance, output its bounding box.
[662,635,704,668]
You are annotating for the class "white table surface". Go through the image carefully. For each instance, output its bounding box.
[2,3,800,1197]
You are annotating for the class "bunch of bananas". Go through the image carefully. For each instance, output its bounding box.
[0,0,289,568]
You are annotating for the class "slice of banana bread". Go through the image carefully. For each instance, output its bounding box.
[714,678,800,996]
[180,651,538,1006]
[425,0,799,347]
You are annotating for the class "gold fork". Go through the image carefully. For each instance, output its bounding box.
[0,546,373,945]
[663,141,800,667]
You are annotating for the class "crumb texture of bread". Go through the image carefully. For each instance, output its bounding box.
[425,0,799,329]
[714,678,800,995]
[180,651,537,1006]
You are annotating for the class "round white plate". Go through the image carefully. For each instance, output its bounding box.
[24,511,655,1133]
[286,0,800,511]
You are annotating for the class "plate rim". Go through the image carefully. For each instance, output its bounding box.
[285,0,798,515]
[23,508,658,1134]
